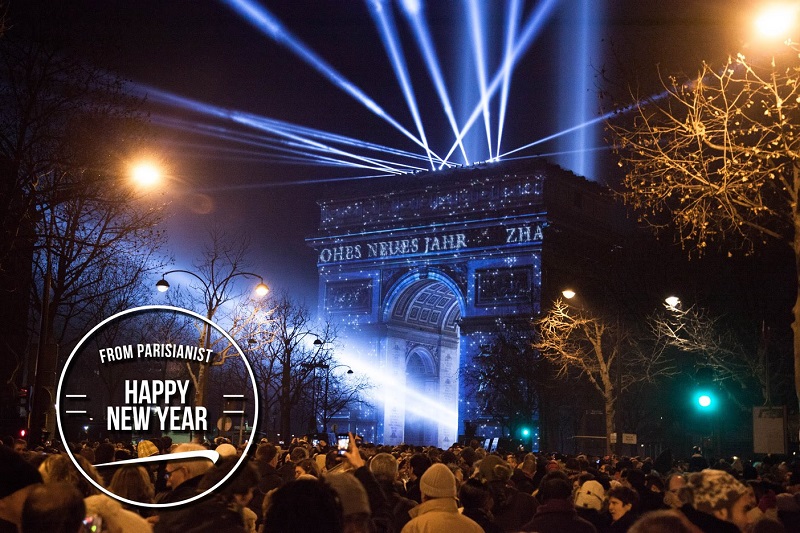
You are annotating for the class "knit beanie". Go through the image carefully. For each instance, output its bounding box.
[689,469,749,514]
[137,440,158,458]
[420,463,456,499]
[574,480,605,511]
[0,445,42,499]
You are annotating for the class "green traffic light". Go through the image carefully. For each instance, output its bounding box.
[695,391,714,409]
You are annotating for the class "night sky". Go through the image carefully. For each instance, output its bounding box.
[11,0,744,308]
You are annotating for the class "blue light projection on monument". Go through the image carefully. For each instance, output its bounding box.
[119,3,637,444]
[308,159,565,446]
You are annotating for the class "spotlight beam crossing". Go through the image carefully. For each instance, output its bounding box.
[368,0,435,169]
[468,0,493,158]
[496,0,521,159]
[440,0,559,168]
[401,1,470,165]
[132,84,429,173]
[221,0,444,161]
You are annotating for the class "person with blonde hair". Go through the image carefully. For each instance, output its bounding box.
[38,453,103,497]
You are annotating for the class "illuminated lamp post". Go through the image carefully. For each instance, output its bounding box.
[155,268,268,442]
[559,288,622,455]
[29,160,163,446]
[302,340,354,433]
[753,4,797,41]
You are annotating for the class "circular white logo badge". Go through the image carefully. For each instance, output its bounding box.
[56,305,260,508]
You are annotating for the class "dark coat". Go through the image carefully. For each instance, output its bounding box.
[154,494,246,533]
[511,469,536,494]
[376,479,417,533]
[248,461,283,524]
[487,481,538,532]
[680,504,740,533]
[521,499,598,533]
[352,466,393,533]
[462,508,503,533]
[153,475,210,533]
[277,461,296,484]
[405,478,422,504]
[257,462,283,494]
[603,511,638,533]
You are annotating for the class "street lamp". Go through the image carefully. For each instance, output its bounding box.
[155,270,269,297]
[154,267,269,442]
[130,161,162,188]
[29,162,165,446]
[754,4,798,39]
[301,361,354,432]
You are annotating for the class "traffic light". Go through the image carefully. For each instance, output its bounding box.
[698,394,712,408]
[693,368,716,411]
[17,387,29,411]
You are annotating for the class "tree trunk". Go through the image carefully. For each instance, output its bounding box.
[605,394,615,456]
[280,355,291,443]
[192,321,212,443]
[793,165,800,427]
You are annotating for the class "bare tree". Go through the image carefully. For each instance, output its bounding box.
[607,43,800,410]
[463,319,543,440]
[157,229,271,442]
[0,23,167,441]
[534,298,676,454]
[649,302,784,410]
[244,293,368,441]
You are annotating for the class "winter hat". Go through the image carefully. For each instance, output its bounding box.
[325,473,371,516]
[0,445,42,499]
[136,440,158,458]
[420,463,457,499]
[688,469,749,514]
[479,455,510,482]
[216,443,237,458]
[575,480,605,511]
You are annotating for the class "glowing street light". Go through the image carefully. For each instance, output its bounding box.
[754,4,798,39]
[154,267,269,442]
[664,296,681,309]
[130,162,161,188]
[155,269,269,297]
[561,289,576,299]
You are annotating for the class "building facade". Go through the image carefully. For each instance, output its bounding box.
[307,159,626,448]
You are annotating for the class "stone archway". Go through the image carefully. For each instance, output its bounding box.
[383,277,461,447]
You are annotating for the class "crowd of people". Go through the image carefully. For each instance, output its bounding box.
[1,434,799,532]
